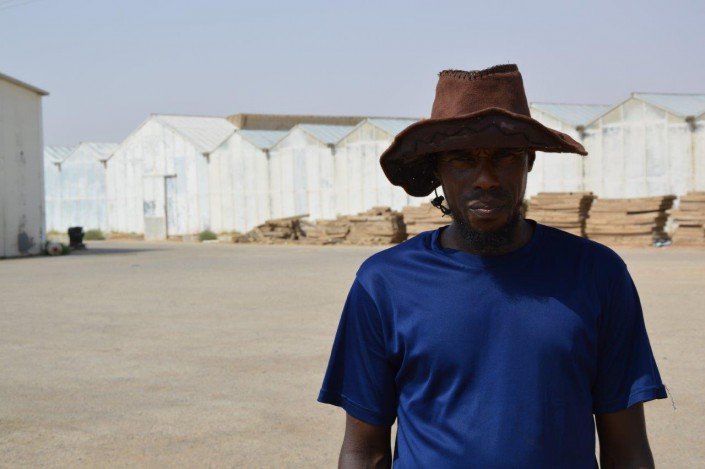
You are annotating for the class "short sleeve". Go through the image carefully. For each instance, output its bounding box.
[592,262,667,414]
[317,278,397,426]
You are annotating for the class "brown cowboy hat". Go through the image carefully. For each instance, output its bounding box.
[379,64,587,197]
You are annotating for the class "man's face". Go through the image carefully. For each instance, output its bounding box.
[434,147,532,247]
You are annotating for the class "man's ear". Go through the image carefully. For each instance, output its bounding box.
[527,150,536,172]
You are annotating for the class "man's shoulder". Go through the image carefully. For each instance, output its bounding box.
[538,223,627,271]
[356,229,435,281]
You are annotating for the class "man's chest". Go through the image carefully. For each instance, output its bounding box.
[385,278,601,390]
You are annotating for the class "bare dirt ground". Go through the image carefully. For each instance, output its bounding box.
[1,241,703,467]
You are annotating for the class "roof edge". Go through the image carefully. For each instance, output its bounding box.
[530,101,611,107]
[530,103,611,129]
[631,91,705,97]
[0,72,49,96]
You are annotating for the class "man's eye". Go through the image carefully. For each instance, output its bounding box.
[492,152,521,165]
[451,157,476,165]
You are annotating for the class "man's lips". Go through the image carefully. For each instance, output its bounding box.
[467,201,506,218]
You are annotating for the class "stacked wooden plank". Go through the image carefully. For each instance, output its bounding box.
[670,192,705,246]
[585,196,676,246]
[402,203,450,237]
[525,192,595,236]
[346,207,407,245]
[235,214,307,243]
[299,217,351,245]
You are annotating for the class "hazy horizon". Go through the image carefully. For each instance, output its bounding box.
[2,0,704,146]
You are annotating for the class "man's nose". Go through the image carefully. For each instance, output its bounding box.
[473,159,500,190]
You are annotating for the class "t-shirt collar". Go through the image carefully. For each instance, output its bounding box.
[429,219,544,269]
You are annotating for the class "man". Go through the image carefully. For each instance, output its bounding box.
[317,64,667,468]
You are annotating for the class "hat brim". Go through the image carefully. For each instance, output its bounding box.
[379,107,588,197]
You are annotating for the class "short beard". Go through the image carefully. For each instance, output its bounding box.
[450,203,522,255]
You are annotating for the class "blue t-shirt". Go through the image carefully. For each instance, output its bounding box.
[317,221,667,468]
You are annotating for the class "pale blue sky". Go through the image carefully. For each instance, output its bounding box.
[2,0,703,145]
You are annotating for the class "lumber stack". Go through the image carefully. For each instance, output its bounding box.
[525,192,595,236]
[402,203,450,237]
[346,207,407,245]
[299,217,351,245]
[299,207,406,245]
[236,214,307,243]
[585,196,676,246]
[670,192,705,246]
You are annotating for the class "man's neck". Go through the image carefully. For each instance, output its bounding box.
[440,218,535,257]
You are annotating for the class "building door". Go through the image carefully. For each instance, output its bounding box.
[142,174,176,240]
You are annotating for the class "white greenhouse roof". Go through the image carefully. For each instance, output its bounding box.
[154,114,236,154]
[45,145,77,163]
[72,142,118,161]
[298,124,356,144]
[632,93,705,118]
[367,118,418,136]
[530,103,611,127]
[239,129,288,150]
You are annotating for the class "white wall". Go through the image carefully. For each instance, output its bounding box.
[208,133,270,233]
[693,117,705,191]
[106,121,151,235]
[527,109,585,197]
[0,79,45,257]
[58,144,113,232]
[44,155,63,233]
[583,99,694,198]
[269,129,336,220]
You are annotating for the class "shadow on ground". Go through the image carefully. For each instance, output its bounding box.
[70,246,163,255]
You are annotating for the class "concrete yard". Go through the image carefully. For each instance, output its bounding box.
[1,241,703,467]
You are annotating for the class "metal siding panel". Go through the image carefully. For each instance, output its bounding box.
[0,79,44,257]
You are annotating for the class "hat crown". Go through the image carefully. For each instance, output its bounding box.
[430,64,531,119]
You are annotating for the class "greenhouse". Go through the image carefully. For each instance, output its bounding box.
[582,93,705,198]
[105,114,235,239]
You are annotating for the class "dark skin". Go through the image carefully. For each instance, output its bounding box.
[339,148,656,468]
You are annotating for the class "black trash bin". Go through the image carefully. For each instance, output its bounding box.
[67,226,86,249]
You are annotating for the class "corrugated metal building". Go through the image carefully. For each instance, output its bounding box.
[105,114,235,239]
[529,103,610,197]
[0,72,48,257]
[44,145,76,233]
[269,124,354,220]
[208,129,286,233]
[334,118,424,214]
[583,93,705,198]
